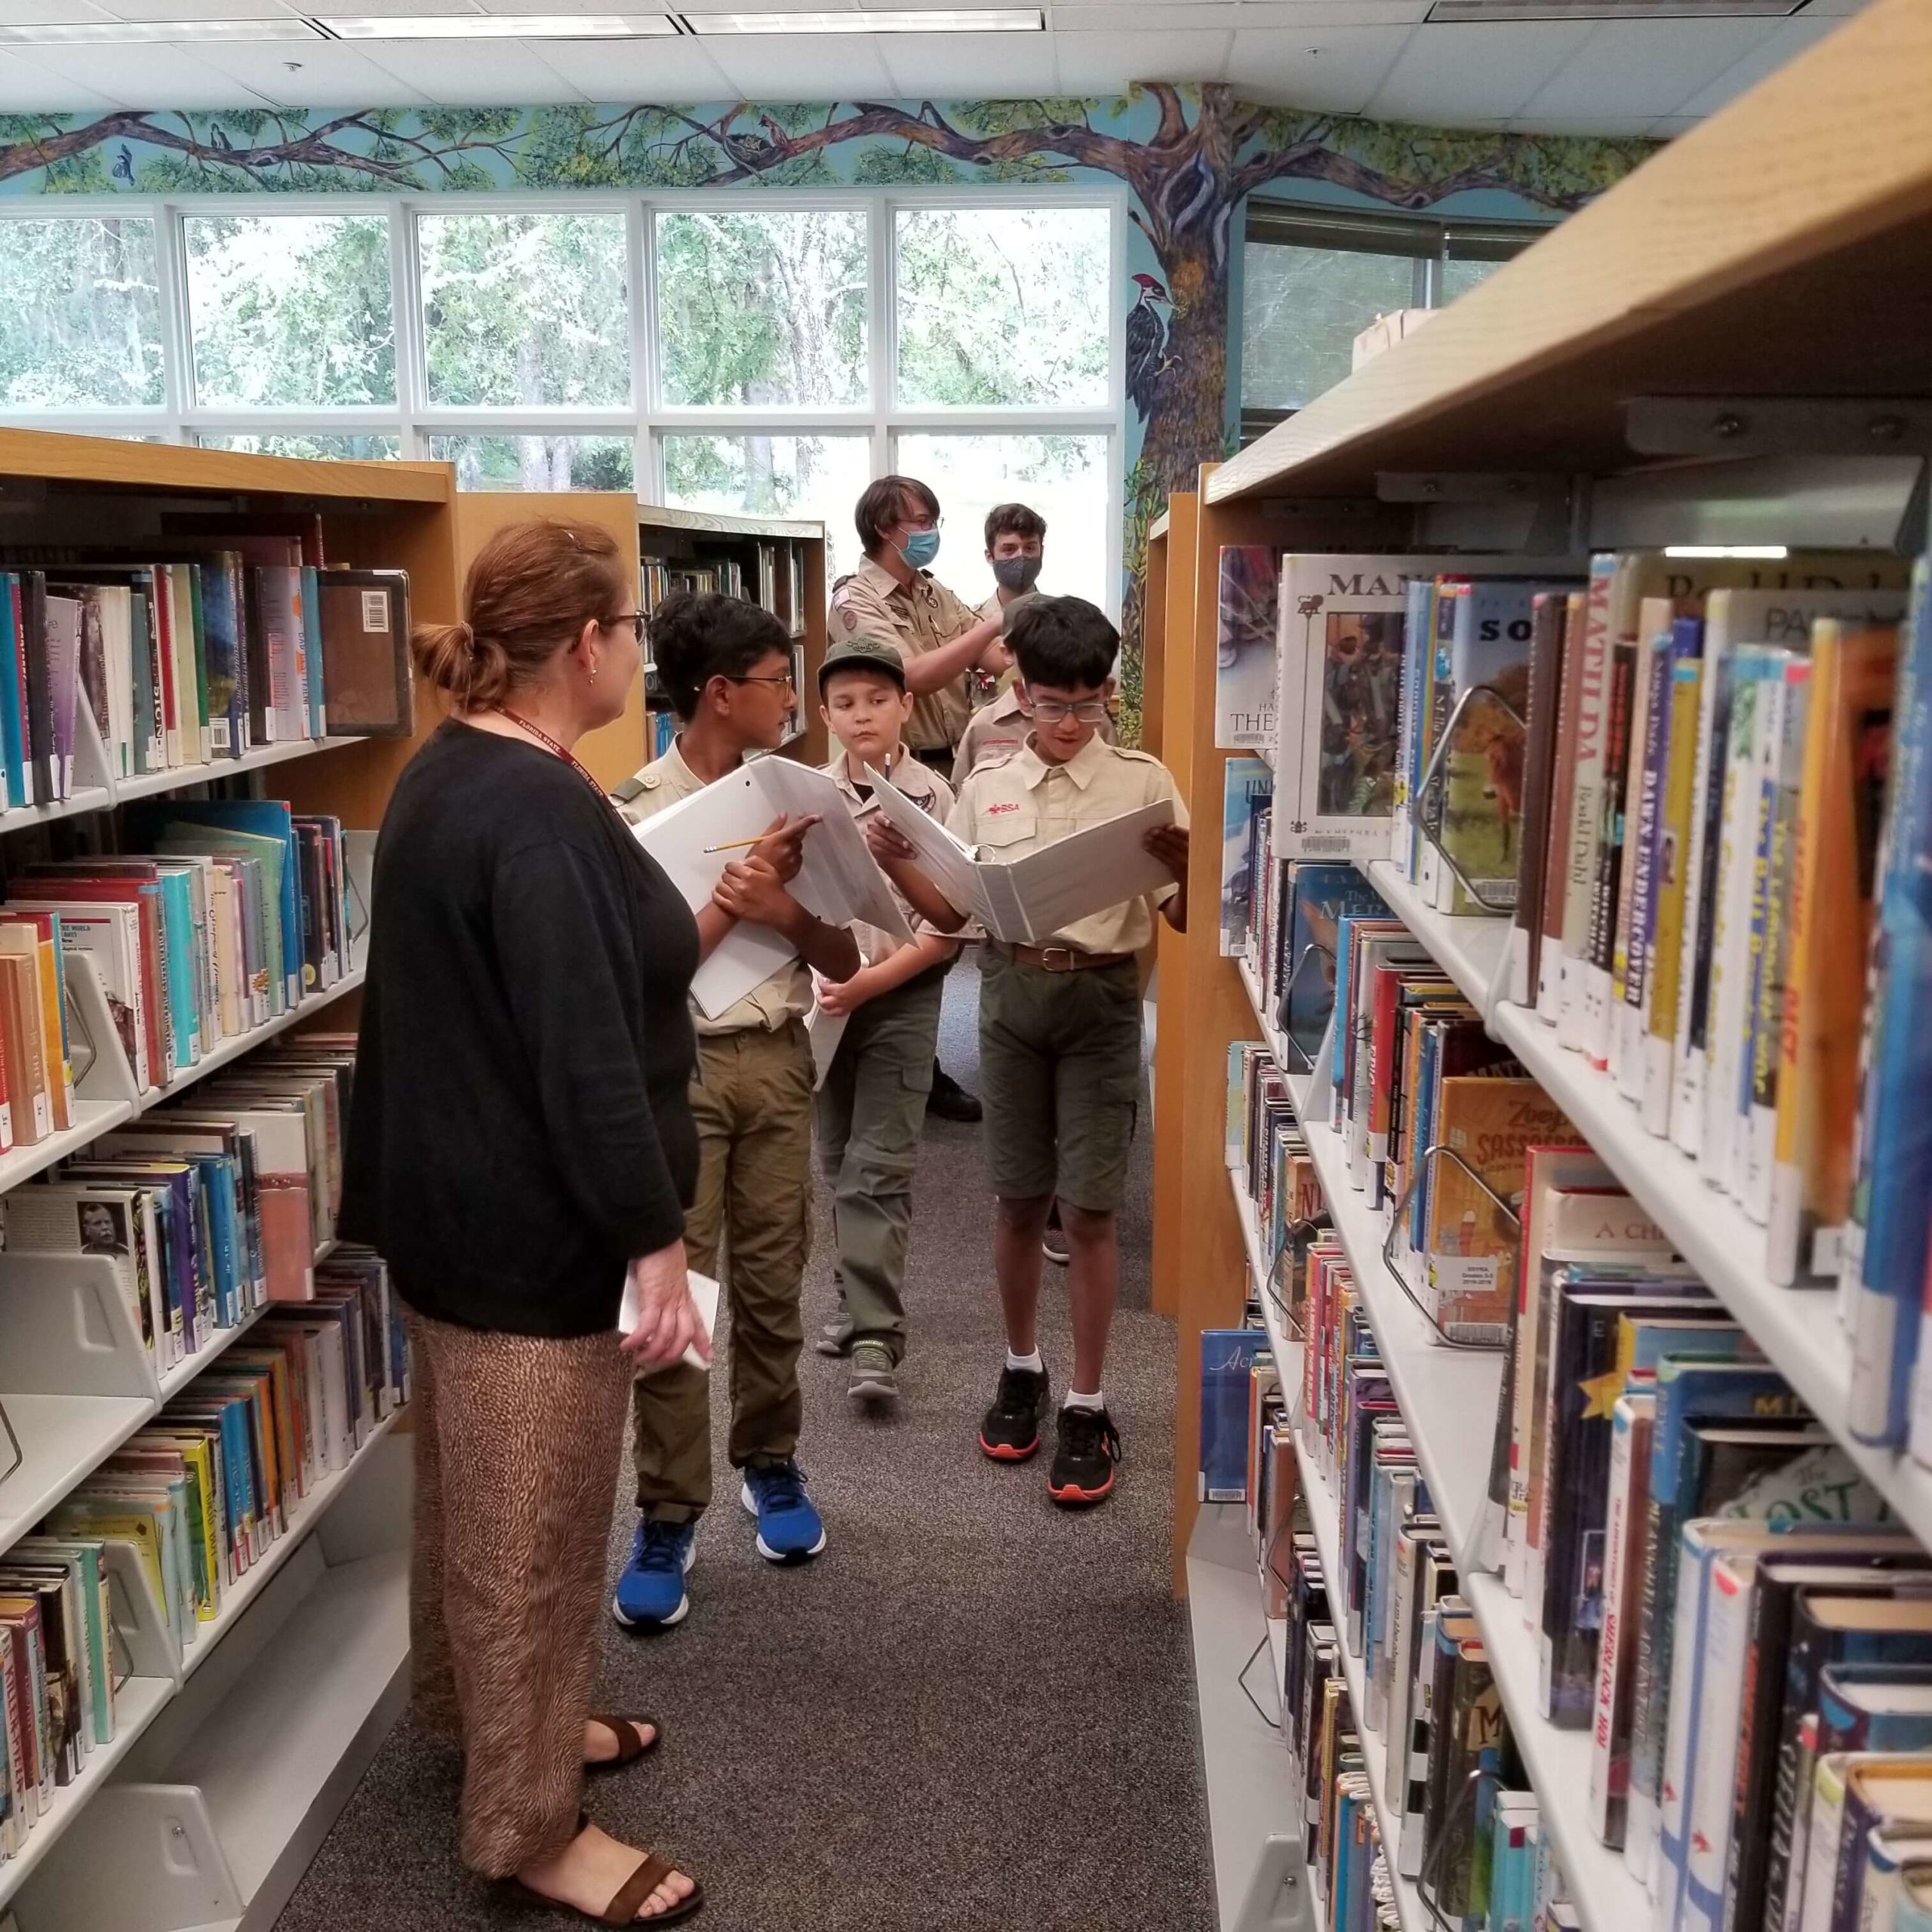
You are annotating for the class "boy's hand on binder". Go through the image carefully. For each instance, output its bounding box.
[713,854,798,932]
[752,812,818,884]
[621,1241,710,1367]
[1144,820,1190,883]
[815,968,872,1017]
[865,818,918,866]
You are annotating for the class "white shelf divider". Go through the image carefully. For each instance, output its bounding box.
[1362,860,1512,1018]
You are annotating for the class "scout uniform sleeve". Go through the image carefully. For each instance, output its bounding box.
[829,574,903,655]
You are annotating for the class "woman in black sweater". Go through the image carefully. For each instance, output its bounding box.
[343,518,782,1924]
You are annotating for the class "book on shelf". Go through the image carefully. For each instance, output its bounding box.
[1214,545,1278,754]
[1218,755,1273,957]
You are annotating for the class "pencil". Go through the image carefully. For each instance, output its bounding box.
[703,834,771,854]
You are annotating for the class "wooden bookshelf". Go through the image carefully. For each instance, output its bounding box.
[0,426,451,1929]
[637,500,831,769]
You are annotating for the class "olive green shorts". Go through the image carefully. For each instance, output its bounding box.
[977,951,1145,1213]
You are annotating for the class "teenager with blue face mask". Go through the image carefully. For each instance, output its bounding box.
[828,475,1011,1128]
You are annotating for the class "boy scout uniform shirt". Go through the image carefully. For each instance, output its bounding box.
[822,751,955,964]
[950,732,1186,956]
[829,557,980,755]
[616,738,814,1035]
[952,686,1117,789]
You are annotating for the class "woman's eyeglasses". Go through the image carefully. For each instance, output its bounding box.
[607,612,647,643]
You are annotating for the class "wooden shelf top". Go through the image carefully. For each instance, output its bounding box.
[1210,0,1932,504]
[0,430,451,505]
[636,500,824,541]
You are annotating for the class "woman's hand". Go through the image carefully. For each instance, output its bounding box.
[713,854,799,932]
[620,1240,710,1367]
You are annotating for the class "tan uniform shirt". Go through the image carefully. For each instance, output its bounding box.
[950,733,1187,955]
[952,686,1119,790]
[822,749,956,966]
[617,737,813,1036]
[829,557,982,755]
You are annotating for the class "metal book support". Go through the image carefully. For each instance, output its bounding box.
[1412,681,1527,917]
[1275,941,1336,1075]
[1418,1762,1513,1932]
[0,1394,20,1489]
[1380,1144,1522,1353]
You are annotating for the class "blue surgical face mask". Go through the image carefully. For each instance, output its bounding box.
[899,528,941,571]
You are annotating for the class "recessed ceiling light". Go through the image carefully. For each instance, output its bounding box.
[681,8,1044,32]
[320,11,674,30]
[0,15,323,37]
[1426,0,1801,17]
[1663,545,1791,558]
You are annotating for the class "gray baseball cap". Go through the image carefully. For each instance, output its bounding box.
[817,634,908,692]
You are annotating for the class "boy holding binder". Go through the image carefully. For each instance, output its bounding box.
[611,594,860,1629]
[869,595,1189,1506]
[809,635,962,1407]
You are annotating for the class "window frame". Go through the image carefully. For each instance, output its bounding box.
[0,183,1127,618]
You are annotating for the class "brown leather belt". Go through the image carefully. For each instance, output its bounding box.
[989,941,1135,974]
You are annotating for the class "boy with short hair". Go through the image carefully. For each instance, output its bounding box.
[869,595,1189,1506]
[809,635,961,1406]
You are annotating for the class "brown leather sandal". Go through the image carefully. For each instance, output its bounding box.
[585,1714,661,1773]
[504,1817,703,1926]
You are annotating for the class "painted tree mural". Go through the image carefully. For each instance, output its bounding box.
[0,90,1651,724]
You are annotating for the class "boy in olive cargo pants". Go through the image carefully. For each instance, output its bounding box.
[809,635,962,1407]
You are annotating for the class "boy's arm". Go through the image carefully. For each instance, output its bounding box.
[712,857,864,981]
[863,817,971,933]
[820,931,958,1014]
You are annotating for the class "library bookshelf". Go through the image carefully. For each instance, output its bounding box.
[1155,3,1932,1925]
[0,429,454,1931]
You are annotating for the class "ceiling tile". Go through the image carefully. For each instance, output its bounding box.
[523,31,734,96]
[0,42,115,103]
[188,32,430,100]
[1361,18,1586,124]
[1519,18,1794,124]
[97,0,301,16]
[11,35,274,101]
[1669,13,1839,120]
[1226,23,1410,112]
[309,0,485,14]
[871,24,1066,91]
[355,32,585,98]
[0,0,114,21]
[472,0,638,11]
[1051,0,1423,22]
[1051,26,1231,91]
[703,27,895,94]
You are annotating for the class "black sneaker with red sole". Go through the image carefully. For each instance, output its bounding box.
[980,1364,1049,1461]
[1048,1404,1121,1506]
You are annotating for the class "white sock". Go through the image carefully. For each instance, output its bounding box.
[1006,1348,1044,1374]
[1064,1388,1104,1412]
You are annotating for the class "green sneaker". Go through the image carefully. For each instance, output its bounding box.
[848,1340,898,1406]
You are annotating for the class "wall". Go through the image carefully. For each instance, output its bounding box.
[0,93,1654,725]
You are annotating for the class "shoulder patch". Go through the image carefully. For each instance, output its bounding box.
[837,603,862,635]
[612,774,650,801]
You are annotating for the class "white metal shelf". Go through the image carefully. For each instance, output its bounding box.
[0,1391,158,1558]
[1488,998,1932,1556]
[1463,1573,1647,1932]
[1236,949,1288,1067]
[148,966,366,1109]
[111,736,359,806]
[0,1670,174,1909]
[154,1300,272,1404]
[1229,1167,1269,1309]
[1362,860,1511,1019]
[0,1099,139,1197]
[1286,1073,1503,1575]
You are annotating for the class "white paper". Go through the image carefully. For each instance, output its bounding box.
[865,762,1177,946]
[619,1265,719,1371]
[631,760,909,1019]
[806,993,848,1091]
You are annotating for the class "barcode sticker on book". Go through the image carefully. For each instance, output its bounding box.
[1299,834,1350,853]
[361,589,389,632]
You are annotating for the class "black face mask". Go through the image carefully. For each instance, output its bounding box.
[992,554,1043,593]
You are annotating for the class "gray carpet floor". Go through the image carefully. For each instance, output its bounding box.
[275,958,1214,1932]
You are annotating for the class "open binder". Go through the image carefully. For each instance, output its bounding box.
[863,763,1177,947]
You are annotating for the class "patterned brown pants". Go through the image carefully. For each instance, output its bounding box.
[407,1308,633,1878]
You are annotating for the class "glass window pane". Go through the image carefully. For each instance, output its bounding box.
[655,210,867,408]
[419,211,630,409]
[661,434,871,583]
[895,206,1109,409]
[1240,241,1414,411]
[184,214,395,409]
[198,433,401,461]
[1438,255,1506,305]
[0,217,163,409]
[893,433,1111,615]
[427,435,634,494]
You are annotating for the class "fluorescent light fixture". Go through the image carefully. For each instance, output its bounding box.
[1663,544,1792,558]
[322,11,674,32]
[682,8,1044,32]
[1427,0,1800,17]
[0,15,322,37]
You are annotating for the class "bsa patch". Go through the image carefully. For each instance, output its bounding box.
[838,603,860,634]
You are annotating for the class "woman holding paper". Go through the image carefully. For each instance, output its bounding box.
[340,518,709,1926]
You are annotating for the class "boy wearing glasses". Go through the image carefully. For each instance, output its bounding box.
[867,595,1190,1506]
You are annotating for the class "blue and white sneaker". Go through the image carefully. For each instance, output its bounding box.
[611,1518,696,1629]
[740,1460,827,1563]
